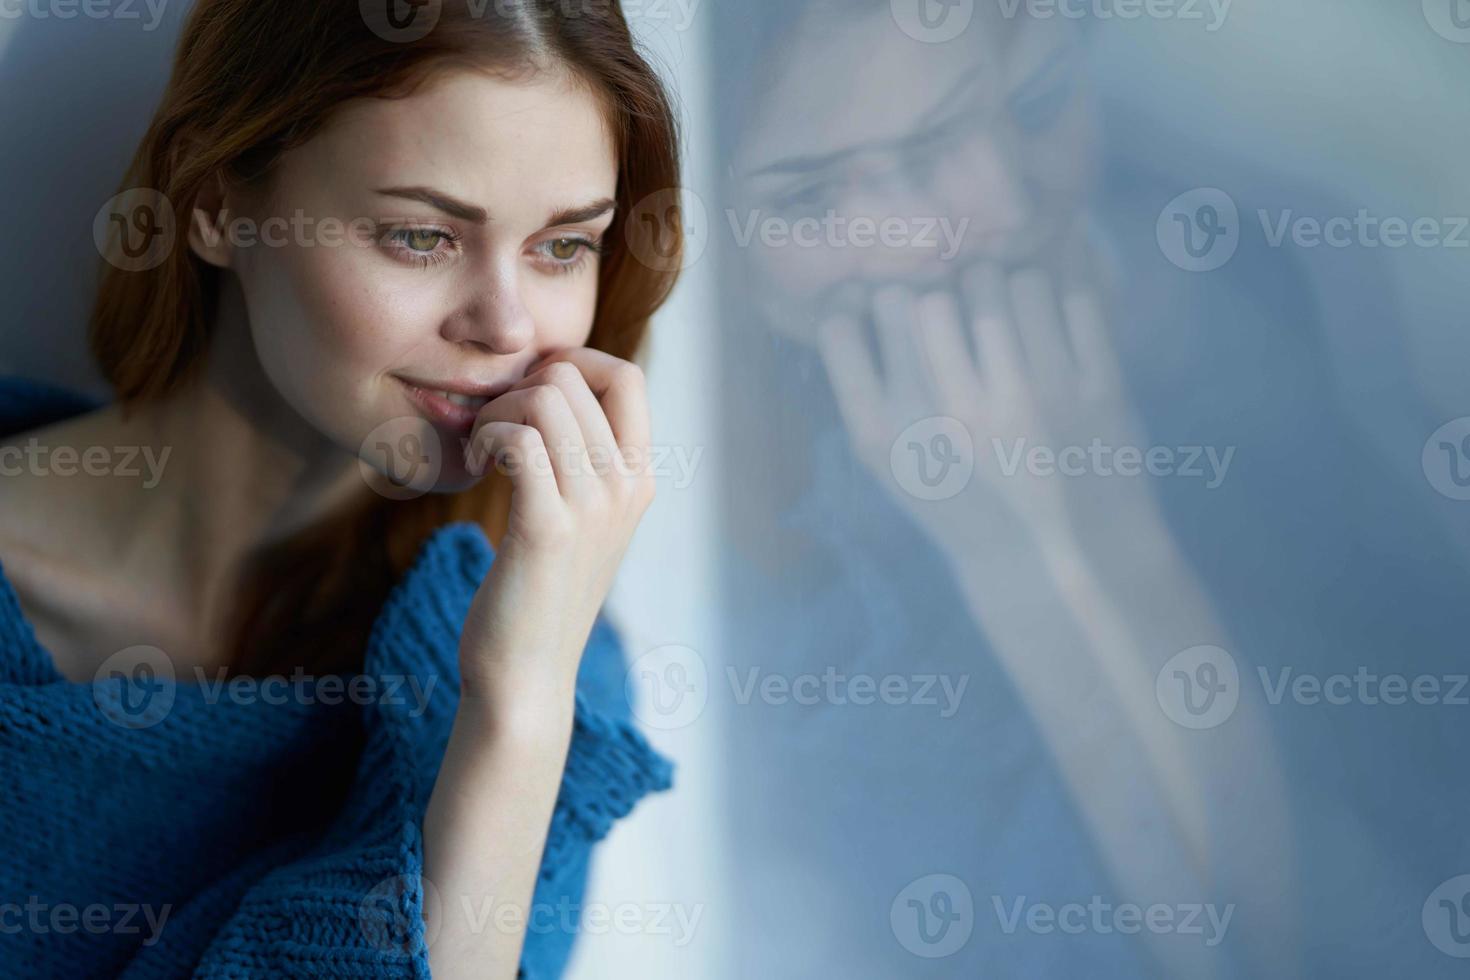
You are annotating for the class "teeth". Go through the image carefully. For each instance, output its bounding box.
[441,391,487,410]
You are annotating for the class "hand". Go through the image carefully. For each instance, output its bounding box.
[817,262,1156,572]
[456,348,656,712]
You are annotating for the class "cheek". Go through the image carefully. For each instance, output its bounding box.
[240,242,438,444]
[524,271,600,347]
[1025,97,1100,197]
[752,240,843,296]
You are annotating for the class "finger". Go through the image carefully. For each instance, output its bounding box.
[506,359,619,477]
[915,289,981,414]
[1061,289,1122,392]
[530,348,651,459]
[871,284,931,402]
[1008,267,1074,382]
[817,312,885,456]
[472,384,592,498]
[465,421,560,520]
[961,262,1023,392]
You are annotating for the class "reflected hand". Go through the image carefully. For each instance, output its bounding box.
[817,262,1154,571]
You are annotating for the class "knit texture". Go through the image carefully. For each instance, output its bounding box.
[0,376,674,978]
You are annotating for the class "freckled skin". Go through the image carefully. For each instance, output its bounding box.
[732,9,1097,343]
[207,67,619,490]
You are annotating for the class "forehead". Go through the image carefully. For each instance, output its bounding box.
[735,8,1063,176]
[280,67,617,205]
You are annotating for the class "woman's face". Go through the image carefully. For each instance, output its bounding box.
[197,66,618,492]
[731,7,1098,343]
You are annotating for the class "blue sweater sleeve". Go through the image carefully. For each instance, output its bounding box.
[115,524,674,979]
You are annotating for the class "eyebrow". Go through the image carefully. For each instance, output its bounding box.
[740,60,990,180]
[374,186,617,227]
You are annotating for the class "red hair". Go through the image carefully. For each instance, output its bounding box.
[88,0,683,674]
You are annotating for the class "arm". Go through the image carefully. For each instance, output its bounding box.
[422,349,656,980]
[819,260,1296,978]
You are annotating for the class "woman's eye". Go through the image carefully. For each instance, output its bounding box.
[401,229,446,252]
[1008,52,1078,135]
[380,226,460,267]
[547,238,583,261]
[772,180,841,221]
[1009,81,1072,134]
[536,236,601,273]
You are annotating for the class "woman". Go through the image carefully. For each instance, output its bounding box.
[0,1,682,977]
[714,2,1470,978]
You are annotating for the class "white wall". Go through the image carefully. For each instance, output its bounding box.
[566,7,730,978]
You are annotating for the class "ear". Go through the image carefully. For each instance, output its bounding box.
[187,171,236,269]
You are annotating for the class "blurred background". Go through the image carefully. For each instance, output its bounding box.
[5,0,1470,976]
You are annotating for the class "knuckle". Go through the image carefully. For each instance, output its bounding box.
[505,424,538,448]
[526,384,564,414]
[613,360,646,389]
[543,361,582,387]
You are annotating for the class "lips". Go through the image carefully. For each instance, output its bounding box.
[395,376,510,434]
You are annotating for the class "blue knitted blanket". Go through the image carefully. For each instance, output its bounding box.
[0,377,674,978]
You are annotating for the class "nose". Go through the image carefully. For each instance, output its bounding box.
[833,137,1032,283]
[438,260,536,355]
[932,133,1032,254]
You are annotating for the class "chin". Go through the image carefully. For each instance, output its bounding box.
[353,414,484,501]
[428,455,484,495]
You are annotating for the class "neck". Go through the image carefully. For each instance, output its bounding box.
[93,275,370,658]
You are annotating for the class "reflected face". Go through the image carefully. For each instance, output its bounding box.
[204,67,618,491]
[731,8,1098,342]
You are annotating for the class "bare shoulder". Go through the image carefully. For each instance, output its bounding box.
[0,409,116,553]
[0,409,134,674]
